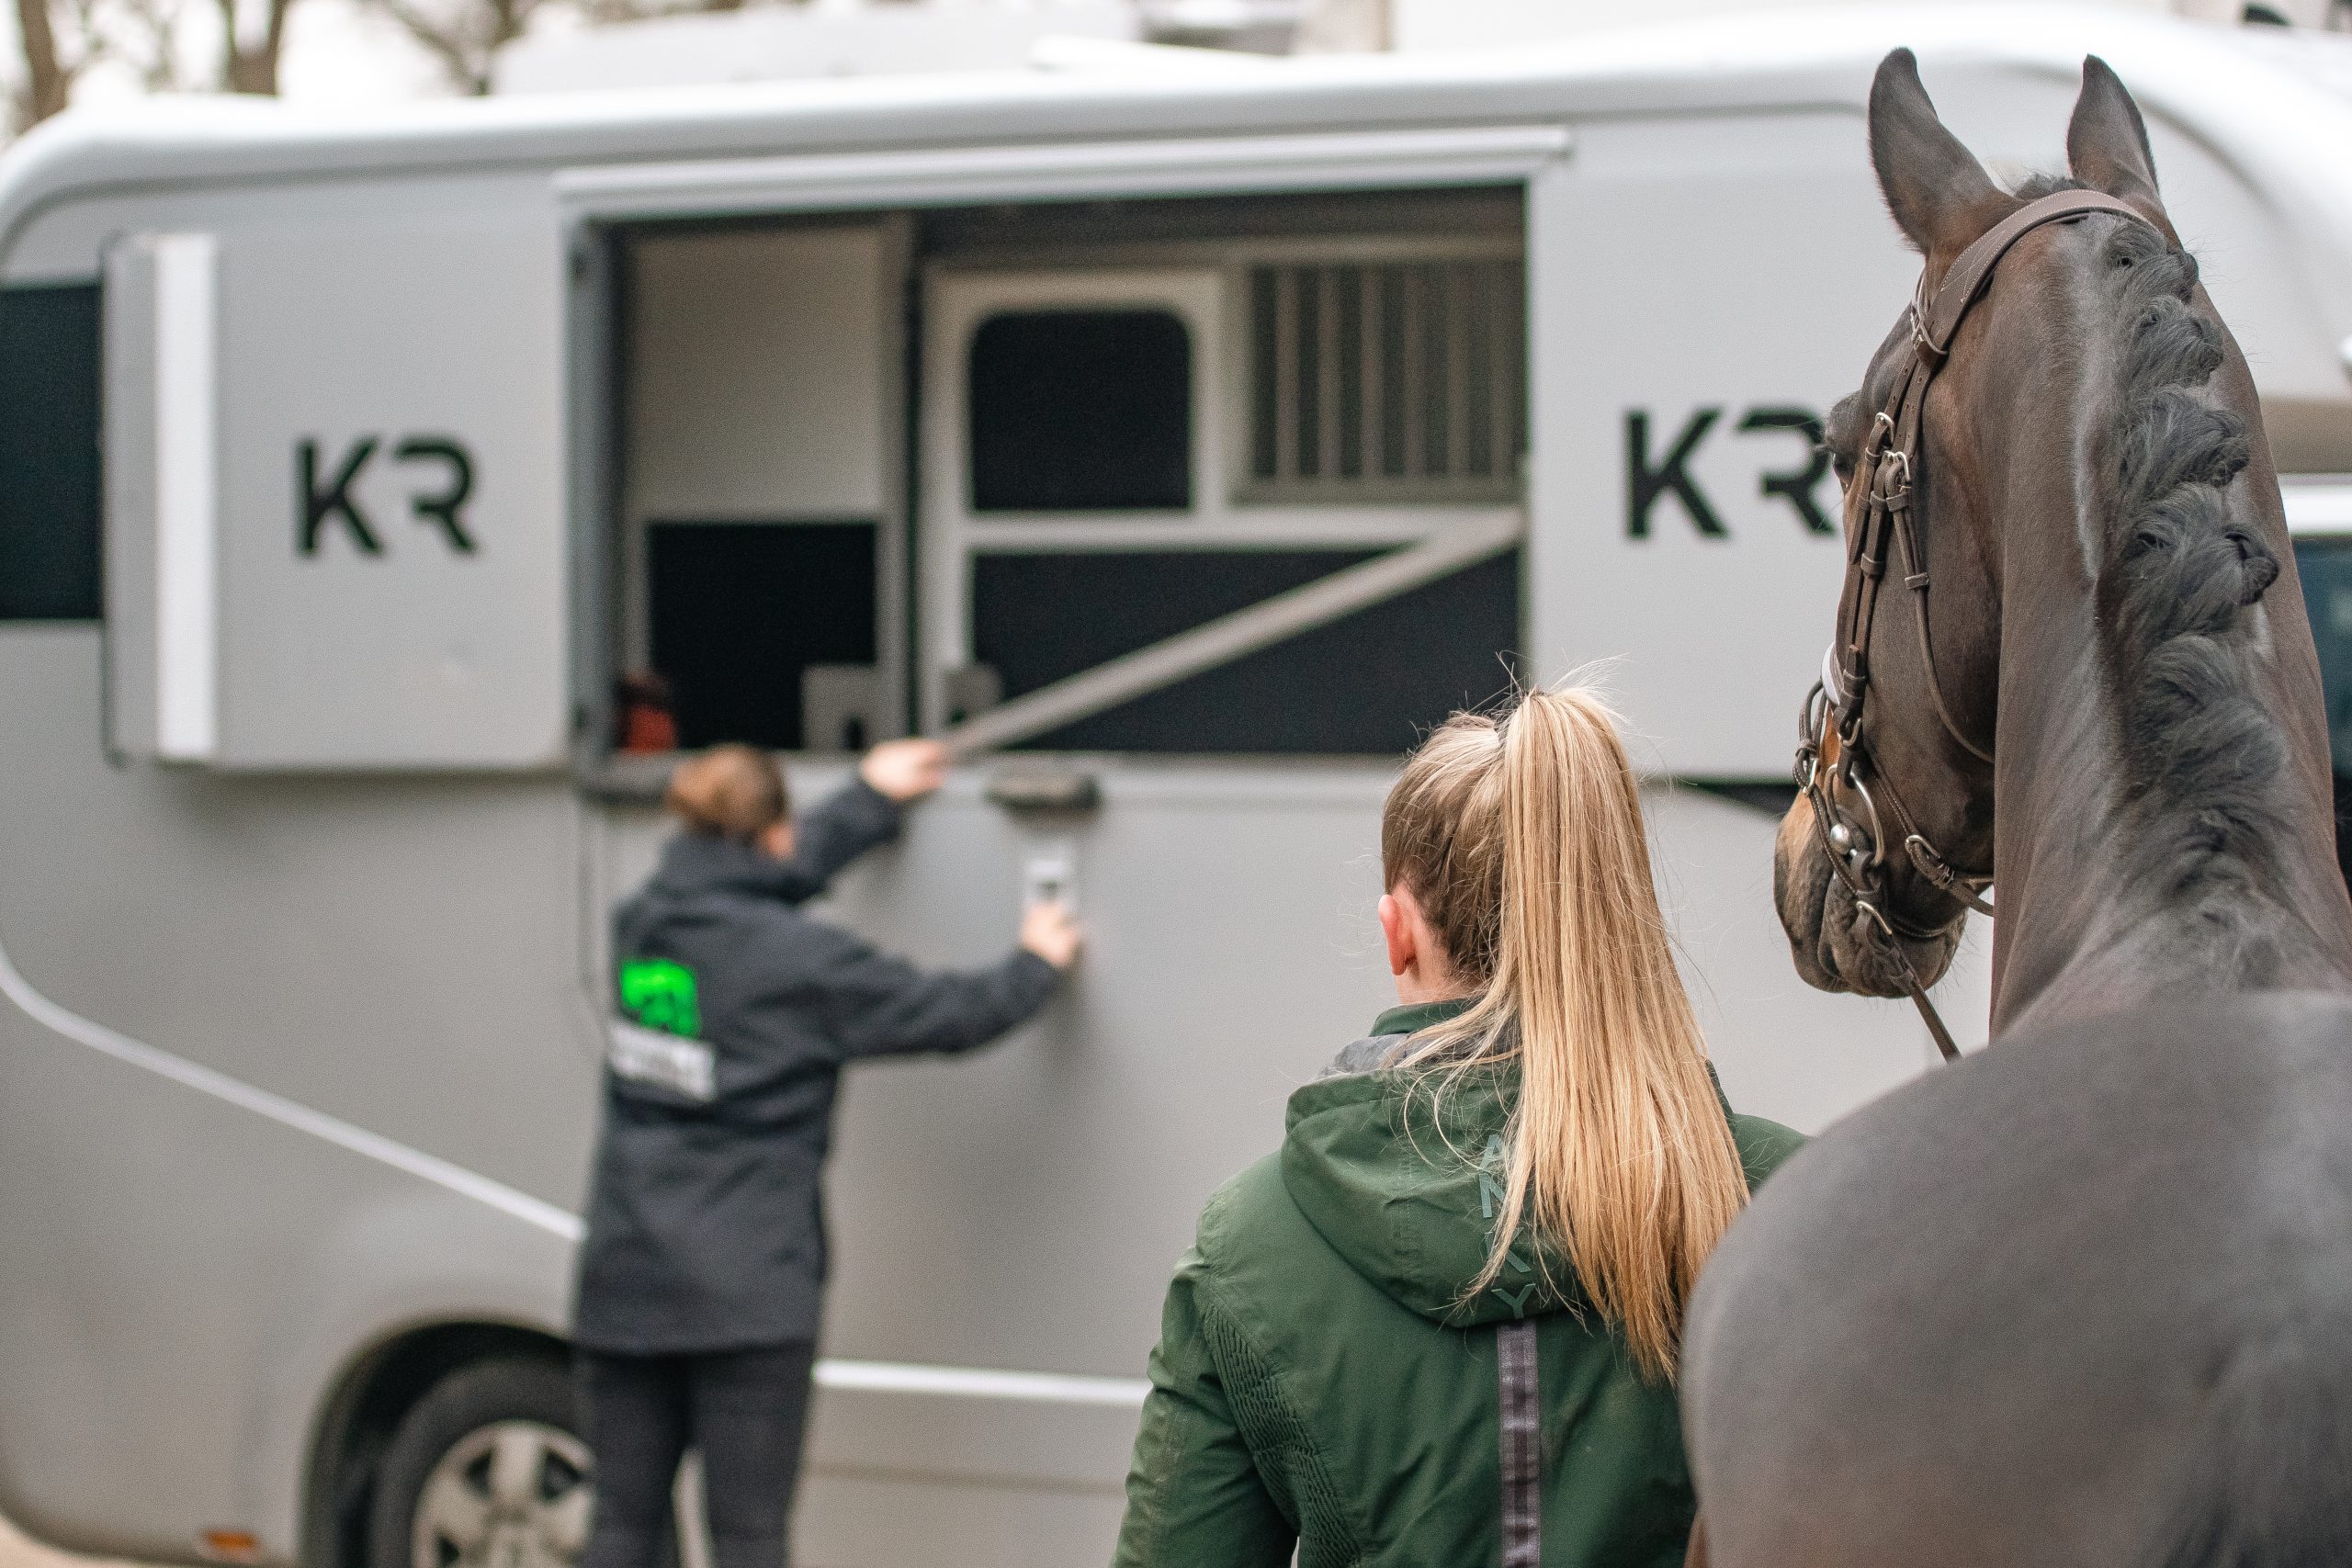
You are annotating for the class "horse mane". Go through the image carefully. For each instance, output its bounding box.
[2011,175,2281,903]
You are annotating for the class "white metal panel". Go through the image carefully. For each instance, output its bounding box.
[2284,476,2352,535]
[557,126,1571,221]
[1527,109,1910,777]
[153,234,220,763]
[208,180,568,769]
[105,231,226,766]
[103,237,163,761]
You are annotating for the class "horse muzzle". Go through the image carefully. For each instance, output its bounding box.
[1773,793,1964,998]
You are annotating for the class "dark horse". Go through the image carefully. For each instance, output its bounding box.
[1683,51,2352,1568]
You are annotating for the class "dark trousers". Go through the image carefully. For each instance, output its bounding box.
[577,1344,818,1568]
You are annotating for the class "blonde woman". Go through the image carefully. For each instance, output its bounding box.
[1112,689,1802,1568]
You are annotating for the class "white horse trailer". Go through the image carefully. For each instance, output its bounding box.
[3,6,2351,1566]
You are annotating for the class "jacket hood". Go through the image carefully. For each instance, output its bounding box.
[1282,1036,1578,1328]
[652,830,827,906]
[1283,1010,1805,1329]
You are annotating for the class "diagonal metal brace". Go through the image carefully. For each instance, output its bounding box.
[941,510,1526,756]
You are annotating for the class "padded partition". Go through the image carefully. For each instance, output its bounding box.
[970,548,1521,754]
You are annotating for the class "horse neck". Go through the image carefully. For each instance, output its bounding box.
[1985,465,2352,1034]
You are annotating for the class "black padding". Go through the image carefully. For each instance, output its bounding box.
[0,283,101,622]
[972,547,1522,755]
[649,521,877,750]
[967,310,1192,513]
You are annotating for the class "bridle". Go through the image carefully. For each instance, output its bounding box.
[1797,189,2154,1062]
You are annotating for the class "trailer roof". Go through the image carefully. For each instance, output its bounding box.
[5,3,2352,274]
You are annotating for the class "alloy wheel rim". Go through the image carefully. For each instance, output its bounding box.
[412,1420,593,1568]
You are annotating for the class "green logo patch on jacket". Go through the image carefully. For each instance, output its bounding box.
[619,958,701,1038]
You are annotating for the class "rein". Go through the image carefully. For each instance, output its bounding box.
[1799,188,2154,1062]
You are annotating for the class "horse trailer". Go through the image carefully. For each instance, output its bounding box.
[1,6,2349,1565]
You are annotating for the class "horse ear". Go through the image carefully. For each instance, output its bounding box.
[2067,56,2167,223]
[1868,49,2007,259]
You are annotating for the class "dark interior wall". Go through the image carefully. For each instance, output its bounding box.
[0,283,102,621]
[649,522,878,750]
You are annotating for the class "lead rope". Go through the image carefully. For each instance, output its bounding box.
[1498,1320,1542,1568]
[1901,969,1964,1064]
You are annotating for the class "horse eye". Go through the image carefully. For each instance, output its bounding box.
[1826,445,1857,488]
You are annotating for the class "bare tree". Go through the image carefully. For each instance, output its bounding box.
[102,0,198,91]
[364,0,573,93]
[9,0,288,135]
[10,0,103,129]
[216,0,294,92]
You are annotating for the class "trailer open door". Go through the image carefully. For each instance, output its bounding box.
[103,190,568,770]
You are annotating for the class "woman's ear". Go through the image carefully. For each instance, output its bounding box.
[1378,891,1416,978]
[758,818,797,861]
[1374,888,1420,973]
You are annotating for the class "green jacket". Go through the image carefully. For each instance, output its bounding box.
[1112,999,1805,1568]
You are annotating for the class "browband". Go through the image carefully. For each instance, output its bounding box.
[1915,189,2153,357]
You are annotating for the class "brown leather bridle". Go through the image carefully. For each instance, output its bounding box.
[1797,189,2154,1061]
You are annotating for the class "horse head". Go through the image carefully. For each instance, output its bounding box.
[1767,48,2318,1024]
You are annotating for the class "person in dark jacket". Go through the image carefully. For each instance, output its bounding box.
[1113,688,1802,1568]
[573,739,1079,1568]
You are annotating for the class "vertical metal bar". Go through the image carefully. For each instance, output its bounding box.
[1273,265,1298,486]
[1351,267,1372,483]
[1489,260,1515,485]
[1446,261,1472,481]
[1368,265,1391,479]
[1249,265,1275,482]
[1505,261,1528,481]
[1317,265,1341,491]
[1401,264,1425,482]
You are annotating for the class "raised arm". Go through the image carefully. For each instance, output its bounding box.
[763,739,951,904]
[769,779,901,901]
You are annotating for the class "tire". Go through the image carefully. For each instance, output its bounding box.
[368,1356,593,1568]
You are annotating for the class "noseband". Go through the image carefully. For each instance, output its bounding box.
[1798,189,2153,1061]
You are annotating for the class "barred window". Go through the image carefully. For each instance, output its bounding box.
[1245,258,1523,503]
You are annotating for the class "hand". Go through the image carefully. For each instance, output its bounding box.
[860,739,949,803]
[1020,900,1082,971]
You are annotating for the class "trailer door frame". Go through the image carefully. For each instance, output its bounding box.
[558,123,1569,773]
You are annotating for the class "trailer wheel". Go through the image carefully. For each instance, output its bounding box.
[369,1357,593,1568]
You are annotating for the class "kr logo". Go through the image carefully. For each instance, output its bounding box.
[297,434,478,557]
[1624,406,1837,540]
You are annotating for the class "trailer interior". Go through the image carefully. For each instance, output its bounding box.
[594,186,1530,763]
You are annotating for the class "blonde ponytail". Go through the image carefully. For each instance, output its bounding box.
[1385,687,1749,1381]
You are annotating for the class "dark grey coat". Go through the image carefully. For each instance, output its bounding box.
[572,780,1060,1353]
